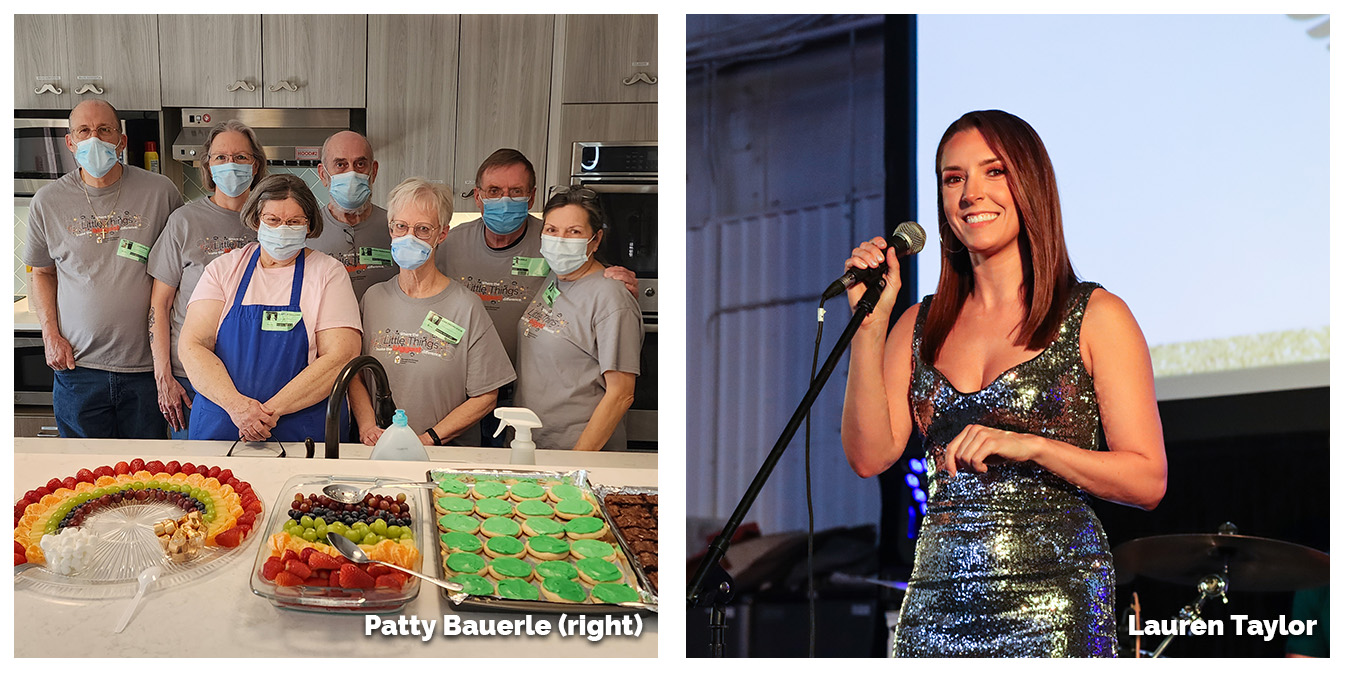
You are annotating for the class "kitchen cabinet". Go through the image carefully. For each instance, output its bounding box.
[453,15,555,212]
[560,14,658,104]
[366,15,460,203]
[158,15,264,108]
[15,407,59,438]
[262,15,367,108]
[15,15,160,111]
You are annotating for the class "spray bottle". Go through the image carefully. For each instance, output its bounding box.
[370,409,429,462]
[493,407,543,465]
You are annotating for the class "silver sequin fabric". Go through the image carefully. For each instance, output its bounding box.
[893,282,1117,658]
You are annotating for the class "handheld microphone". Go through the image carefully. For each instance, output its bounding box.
[822,221,926,301]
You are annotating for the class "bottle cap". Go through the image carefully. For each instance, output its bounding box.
[145,141,157,152]
[393,409,408,427]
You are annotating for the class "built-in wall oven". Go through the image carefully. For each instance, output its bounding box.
[570,142,657,450]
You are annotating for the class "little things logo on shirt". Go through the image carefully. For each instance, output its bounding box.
[521,300,568,339]
[371,328,456,365]
[460,276,535,308]
[68,211,143,242]
[196,235,253,258]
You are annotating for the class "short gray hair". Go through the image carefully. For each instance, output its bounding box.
[240,174,325,239]
[387,177,452,228]
[199,120,268,192]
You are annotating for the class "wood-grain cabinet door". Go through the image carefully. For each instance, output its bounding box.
[262,14,367,108]
[561,14,657,104]
[453,14,555,212]
[65,15,161,110]
[159,15,263,107]
[14,15,71,109]
[366,14,460,203]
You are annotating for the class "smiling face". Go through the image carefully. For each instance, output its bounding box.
[938,128,1020,259]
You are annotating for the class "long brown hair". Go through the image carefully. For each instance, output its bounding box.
[921,110,1078,365]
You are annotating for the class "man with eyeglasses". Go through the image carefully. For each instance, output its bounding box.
[23,99,184,438]
[308,130,394,300]
[435,148,636,446]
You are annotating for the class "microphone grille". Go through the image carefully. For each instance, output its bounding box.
[894,221,926,254]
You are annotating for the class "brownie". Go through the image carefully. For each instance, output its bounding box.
[636,551,657,569]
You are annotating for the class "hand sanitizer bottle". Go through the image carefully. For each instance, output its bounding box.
[370,409,429,461]
[493,407,543,465]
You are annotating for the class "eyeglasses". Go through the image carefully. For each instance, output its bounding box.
[209,152,256,165]
[260,215,309,228]
[479,186,532,199]
[71,125,120,142]
[390,221,438,240]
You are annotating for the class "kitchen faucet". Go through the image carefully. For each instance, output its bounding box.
[325,356,395,459]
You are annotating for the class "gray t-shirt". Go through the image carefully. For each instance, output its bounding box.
[436,215,549,368]
[23,165,184,372]
[361,278,516,446]
[147,197,255,377]
[308,204,394,301]
[515,271,643,450]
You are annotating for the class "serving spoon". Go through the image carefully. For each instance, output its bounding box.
[326,532,462,593]
[321,481,437,504]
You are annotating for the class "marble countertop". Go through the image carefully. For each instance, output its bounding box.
[14,439,659,658]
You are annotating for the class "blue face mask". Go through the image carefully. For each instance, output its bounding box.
[481,197,530,235]
[328,171,372,211]
[210,163,254,198]
[74,137,120,179]
[391,234,433,270]
[256,223,308,261]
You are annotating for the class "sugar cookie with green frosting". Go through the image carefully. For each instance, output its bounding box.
[480,516,522,538]
[438,513,480,534]
[488,556,534,581]
[449,573,494,596]
[440,531,483,554]
[484,535,525,559]
[535,560,578,581]
[496,578,538,600]
[563,516,610,540]
[471,480,510,500]
[475,497,514,518]
[436,496,474,515]
[575,557,623,585]
[445,551,487,575]
[570,538,616,561]
[521,517,564,537]
[541,576,587,603]
[546,483,586,503]
[554,498,595,519]
[526,535,570,561]
[591,582,640,604]
[514,499,555,519]
[508,481,547,501]
[435,477,469,498]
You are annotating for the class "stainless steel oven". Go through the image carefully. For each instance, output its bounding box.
[15,117,126,196]
[570,141,657,450]
[15,330,54,406]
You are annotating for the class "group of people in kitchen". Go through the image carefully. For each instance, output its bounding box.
[24,99,643,451]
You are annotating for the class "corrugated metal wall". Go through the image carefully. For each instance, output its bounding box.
[686,20,887,542]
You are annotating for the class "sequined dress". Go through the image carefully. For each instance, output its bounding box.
[892,282,1117,657]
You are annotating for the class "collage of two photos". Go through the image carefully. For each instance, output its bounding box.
[9,10,1335,662]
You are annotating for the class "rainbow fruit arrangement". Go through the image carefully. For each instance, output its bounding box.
[14,459,262,567]
[261,490,419,592]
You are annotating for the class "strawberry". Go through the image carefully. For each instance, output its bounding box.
[113,461,130,475]
[273,571,304,587]
[215,528,242,548]
[284,560,313,579]
[181,463,197,475]
[307,551,343,571]
[217,469,234,484]
[45,478,62,492]
[366,563,391,577]
[328,570,341,587]
[280,549,299,563]
[24,490,42,504]
[129,458,146,473]
[237,512,257,528]
[75,468,95,484]
[164,460,181,475]
[235,481,252,495]
[16,552,27,566]
[261,557,285,581]
[94,466,114,478]
[299,547,319,564]
[14,541,24,555]
[338,563,376,589]
[206,465,221,478]
[374,573,407,589]
[304,575,327,586]
[61,476,78,490]
[145,460,165,475]
[15,499,31,516]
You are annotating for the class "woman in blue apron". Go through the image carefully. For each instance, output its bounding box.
[179,174,362,443]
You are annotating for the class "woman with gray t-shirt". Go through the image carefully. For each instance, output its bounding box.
[147,120,266,438]
[515,187,642,451]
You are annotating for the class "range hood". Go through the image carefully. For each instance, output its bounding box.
[170,108,352,166]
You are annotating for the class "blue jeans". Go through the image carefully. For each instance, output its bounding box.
[477,382,514,448]
[52,367,165,439]
[169,376,197,441]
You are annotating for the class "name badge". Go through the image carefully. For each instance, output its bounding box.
[116,239,150,263]
[358,247,393,266]
[543,280,560,307]
[262,310,303,332]
[421,311,464,344]
[511,256,550,277]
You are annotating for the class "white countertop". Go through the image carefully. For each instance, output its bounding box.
[14,440,659,658]
[16,296,39,331]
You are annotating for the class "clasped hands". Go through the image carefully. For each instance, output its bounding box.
[941,424,1043,476]
[229,397,279,442]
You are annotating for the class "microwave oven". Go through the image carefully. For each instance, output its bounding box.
[15,117,127,196]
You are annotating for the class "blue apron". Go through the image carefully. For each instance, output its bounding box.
[188,247,347,442]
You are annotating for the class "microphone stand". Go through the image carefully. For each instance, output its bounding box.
[688,279,886,657]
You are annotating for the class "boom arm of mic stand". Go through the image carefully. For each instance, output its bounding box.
[688,281,886,610]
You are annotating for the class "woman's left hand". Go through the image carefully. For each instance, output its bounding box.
[943,424,1042,476]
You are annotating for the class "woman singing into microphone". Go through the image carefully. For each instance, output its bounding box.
[840,110,1167,657]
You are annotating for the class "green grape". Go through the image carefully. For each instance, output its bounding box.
[328,521,347,535]
[299,515,314,528]
[315,525,328,540]
[361,532,380,546]
[352,521,367,531]
[371,519,388,536]
[283,519,298,530]
[287,525,304,538]
[313,517,326,529]
[132,481,146,491]
[302,528,318,541]
[147,481,161,490]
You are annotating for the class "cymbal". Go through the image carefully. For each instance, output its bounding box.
[1113,533,1329,591]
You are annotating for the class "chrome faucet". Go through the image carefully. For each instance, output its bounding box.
[325,356,396,459]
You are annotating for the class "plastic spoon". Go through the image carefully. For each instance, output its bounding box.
[326,532,462,593]
[115,565,162,633]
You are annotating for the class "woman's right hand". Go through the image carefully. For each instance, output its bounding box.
[360,425,385,447]
[845,236,903,327]
[228,397,275,442]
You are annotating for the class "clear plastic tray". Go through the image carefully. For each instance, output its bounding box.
[249,473,427,614]
[16,497,262,600]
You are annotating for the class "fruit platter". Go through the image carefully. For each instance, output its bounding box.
[427,468,657,614]
[250,474,427,613]
[13,459,263,599]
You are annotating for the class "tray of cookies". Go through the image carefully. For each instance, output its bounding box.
[593,485,657,595]
[427,468,657,614]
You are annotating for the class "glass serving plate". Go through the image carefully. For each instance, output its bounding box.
[16,497,263,600]
[249,473,427,614]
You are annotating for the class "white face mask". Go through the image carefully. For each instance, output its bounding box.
[539,233,596,275]
[257,223,308,261]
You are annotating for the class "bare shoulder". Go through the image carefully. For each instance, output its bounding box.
[1080,288,1149,370]
[1081,288,1141,334]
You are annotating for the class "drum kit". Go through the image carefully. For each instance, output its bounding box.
[1113,522,1329,658]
